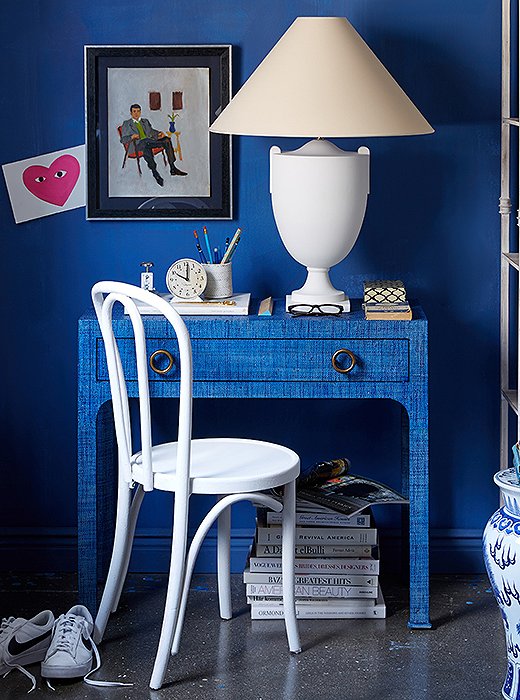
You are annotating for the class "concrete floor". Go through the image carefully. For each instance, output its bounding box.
[0,573,507,699]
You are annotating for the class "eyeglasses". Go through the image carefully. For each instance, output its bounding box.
[288,304,343,317]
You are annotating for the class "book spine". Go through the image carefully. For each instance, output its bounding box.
[364,312,412,320]
[256,527,377,545]
[246,583,378,598]
[266,512,370,527]
[250,605,386,620]
[248,595,375,606]
[255,543,373,557]
[248,557,380,574]
[243,571,378,586]
[364,302,410,310]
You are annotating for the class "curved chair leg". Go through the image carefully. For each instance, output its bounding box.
[94,484,133,643]
[171,492,282,657]
[282,480,301,653]
[111,484,145,613]
[150,497,190,690]
[217,501,232,620]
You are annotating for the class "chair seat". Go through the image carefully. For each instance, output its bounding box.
[131,438,300,494]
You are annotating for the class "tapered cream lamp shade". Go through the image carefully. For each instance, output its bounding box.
[209,17,433,137]
[210,17,433,311]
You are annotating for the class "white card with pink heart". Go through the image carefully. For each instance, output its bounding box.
[2,145,85,223]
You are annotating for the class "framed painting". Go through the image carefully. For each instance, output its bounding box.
[85,45,232,220]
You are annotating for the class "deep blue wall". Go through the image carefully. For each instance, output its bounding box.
[0,0,501,573]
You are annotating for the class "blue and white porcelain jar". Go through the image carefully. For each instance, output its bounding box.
[483,468,520,700]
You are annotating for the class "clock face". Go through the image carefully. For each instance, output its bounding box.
[165,258,207,300]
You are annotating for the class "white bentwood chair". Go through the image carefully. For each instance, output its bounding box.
[91,282,301,690]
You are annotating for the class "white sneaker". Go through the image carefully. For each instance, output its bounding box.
[0,610,54,692]
[41,605,131,688]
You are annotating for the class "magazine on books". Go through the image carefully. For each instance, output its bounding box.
[271,457,408,517]
[297,457,351,487]
[298,469,408,517]
[298,474,408,516]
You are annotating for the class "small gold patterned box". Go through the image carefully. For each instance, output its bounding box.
[363,280,407,304]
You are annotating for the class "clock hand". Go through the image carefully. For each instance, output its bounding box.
[185,262,190,281]
[175,269,188,281]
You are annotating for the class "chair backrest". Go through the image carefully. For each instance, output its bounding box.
[91,282,193,494]
[117,125,127,149]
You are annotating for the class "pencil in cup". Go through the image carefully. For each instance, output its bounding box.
[202,226,213,263]
[193,230,208,263]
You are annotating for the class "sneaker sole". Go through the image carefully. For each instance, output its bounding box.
[41,659,92,678]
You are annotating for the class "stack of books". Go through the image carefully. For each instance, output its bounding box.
[363,279,412,320]
[244,501,385,619]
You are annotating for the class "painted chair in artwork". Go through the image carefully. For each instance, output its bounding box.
[90,281,301,690]
[117,125,167,176]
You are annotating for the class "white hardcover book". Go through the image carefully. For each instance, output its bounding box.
[250,587,386,619]
[248,557,380,575]
[242,569,378,587]
[134,292,251,315]
[256,526,377,545]
[255,543,373,558]
[246,583,378,599]
[266,511,370,527]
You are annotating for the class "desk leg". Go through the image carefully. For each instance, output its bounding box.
[78,401,116,613]
[402,406,431,629]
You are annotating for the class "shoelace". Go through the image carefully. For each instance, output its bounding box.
[51,615,79,653]
[0,617,16,641]
[3,664,37,693]
[45,615,132,690]
[1,617,37,693]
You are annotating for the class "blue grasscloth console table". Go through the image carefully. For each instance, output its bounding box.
[78,299,430,628]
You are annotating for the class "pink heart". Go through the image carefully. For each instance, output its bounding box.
[22,154,80,206]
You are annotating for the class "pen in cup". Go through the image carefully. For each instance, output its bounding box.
[221,228,241,264]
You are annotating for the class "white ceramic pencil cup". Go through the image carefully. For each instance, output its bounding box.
[203,262,233,299]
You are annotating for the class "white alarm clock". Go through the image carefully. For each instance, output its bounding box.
[165,258,207,300]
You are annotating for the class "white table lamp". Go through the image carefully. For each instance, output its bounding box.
[210,17,433,311]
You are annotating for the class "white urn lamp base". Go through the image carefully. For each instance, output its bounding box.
[285,267,350,311]
[270,140,370,315]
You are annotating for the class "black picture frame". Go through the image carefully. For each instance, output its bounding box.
[85,45,232,220]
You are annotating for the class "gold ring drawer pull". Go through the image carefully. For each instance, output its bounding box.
[331,348,356,374]
[149,349,174,375]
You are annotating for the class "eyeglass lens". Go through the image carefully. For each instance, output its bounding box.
[288,304,343,316]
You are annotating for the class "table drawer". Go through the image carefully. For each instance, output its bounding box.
[96,337,409,383]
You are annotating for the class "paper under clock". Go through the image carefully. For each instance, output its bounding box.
[165,258,207,300]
